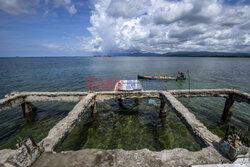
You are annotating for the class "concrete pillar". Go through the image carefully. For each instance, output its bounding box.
[135,98,139,105]
[159,99,167,118]
[21,102,37,120]
[91,99,98,120]
[135,98,139,111]
[118,99,123,109]
[221,97,234,121]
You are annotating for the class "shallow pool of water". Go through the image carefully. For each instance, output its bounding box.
[0,102,76,149]
[57,98,202,152]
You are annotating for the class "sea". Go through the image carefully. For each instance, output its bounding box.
[0,57,249,150]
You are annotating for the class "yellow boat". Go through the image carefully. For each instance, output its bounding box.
[137,75,185,80]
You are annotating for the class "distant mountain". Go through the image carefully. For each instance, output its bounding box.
[93,55,112,57]
[111,51,250,57]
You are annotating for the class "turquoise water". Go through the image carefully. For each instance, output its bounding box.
[0,57,249,149]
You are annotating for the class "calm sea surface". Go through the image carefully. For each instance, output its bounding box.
[0,57,249,150]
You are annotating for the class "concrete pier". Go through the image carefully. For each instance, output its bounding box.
[0,88,249,167]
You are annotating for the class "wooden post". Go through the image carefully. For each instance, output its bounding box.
[91,99,97,120]
[21,102,37,120]
[221,96,234,121]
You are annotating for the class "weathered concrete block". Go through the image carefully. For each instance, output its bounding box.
[219,138,248,161]
[5,138,44,167]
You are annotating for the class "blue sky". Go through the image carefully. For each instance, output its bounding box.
[0,0,92,56]
[0,0,250,57]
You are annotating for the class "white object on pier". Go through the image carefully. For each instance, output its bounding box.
[114,80,143,91]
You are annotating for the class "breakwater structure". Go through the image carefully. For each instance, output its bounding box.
[0,88,249,167]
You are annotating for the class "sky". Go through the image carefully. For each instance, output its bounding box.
[0,0,250,57]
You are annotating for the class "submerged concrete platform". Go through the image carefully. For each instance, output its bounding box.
[0,89,249,167]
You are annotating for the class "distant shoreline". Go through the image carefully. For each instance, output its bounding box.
[0,55,250,58]
[94,55,250,58]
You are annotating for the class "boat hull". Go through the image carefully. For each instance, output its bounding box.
[137,75,185,80]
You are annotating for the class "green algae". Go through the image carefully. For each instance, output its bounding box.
[57,98,202,152]
[0,102,76,149]
[1,117,60,149]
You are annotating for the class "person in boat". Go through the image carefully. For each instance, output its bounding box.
[180,72,185,79]
[177,72,181,79]
[177,72,185,80]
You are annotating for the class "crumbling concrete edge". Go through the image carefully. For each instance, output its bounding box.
[32,147,230,167]
[0,149,15,165]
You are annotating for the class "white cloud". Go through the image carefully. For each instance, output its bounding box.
[82,0,250,53]
[51,0,77,14]
[106,0,151,18]
[66,4,77,15]
[42,35,101,52]
[0,0,39,15]
[0,0,77,15]
[42,43,62,50]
